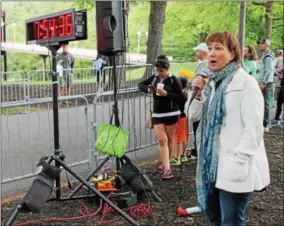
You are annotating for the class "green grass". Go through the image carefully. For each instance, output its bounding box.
[1,106,44,115]
[1,63,198,86]
[125,67,146,80]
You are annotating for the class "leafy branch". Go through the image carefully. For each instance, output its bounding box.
[272,24,284,29]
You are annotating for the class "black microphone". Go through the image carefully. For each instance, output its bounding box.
[188,68,210,106]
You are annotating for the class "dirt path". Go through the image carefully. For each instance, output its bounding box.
[1,127,283,226]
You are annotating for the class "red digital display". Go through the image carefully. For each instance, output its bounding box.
[33,13,73,40]
[26,9,87,45]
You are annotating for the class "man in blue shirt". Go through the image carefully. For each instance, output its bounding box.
[93,55,108,90]
[257,39,275,132]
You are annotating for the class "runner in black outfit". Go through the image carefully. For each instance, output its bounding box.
[138,55,184,180]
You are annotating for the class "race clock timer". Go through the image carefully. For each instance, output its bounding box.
[26,8,87,45]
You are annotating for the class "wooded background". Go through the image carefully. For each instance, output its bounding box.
[1,1,283,71]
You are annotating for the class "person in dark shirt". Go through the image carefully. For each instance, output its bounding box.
[138,55,184,180]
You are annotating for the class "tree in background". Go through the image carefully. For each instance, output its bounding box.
[252,1,274,40]
[2,1,282,71]
[248,1,283,49]
[146,1,167,64]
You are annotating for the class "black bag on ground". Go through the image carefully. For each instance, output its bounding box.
[21,157,60,213]
[119,156,153,202]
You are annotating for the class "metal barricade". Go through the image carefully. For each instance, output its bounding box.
[1,71,29,104]
[25,65,154,100]
[26,69,53,100]
[1,95,92,187]
[68,68,96,95]
[26,68,95,100]
[93,64,154,92]
[92,89,158,162]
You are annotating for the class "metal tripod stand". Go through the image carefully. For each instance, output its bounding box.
[4,46,142,226]
[67,54,162,203]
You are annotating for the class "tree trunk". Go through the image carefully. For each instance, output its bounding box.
[199,32,208,43]
[264,1,273,40]
[146,1,167,64]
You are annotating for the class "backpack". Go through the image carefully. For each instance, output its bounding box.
[262,52,274,63]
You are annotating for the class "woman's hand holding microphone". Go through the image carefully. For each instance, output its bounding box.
[191,76,207,98]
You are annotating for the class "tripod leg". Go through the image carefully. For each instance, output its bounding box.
[151,190,162,202]
[5,204,23,226]
[54,157,140,226]
[67,156,111,198]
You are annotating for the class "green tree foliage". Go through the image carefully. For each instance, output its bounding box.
[1,1,283,71]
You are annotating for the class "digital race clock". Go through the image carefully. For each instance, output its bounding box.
[26,8,87,45]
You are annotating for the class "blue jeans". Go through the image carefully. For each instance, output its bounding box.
[262,83,274,127]
[205,188,252,226]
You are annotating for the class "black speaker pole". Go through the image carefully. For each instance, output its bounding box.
[2,11,8,78]
[111,53,122,189]
[51,47,59,152]
[112,54,120,127]
[49,44,65,200]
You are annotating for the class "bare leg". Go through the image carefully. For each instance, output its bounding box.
[165,123,177,160]
[154,124,170,169]
[182,142,187,155]
[175,143,183,159]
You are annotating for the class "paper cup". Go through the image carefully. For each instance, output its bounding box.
[156,83,164,96]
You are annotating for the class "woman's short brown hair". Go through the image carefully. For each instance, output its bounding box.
[206,31,241,64]
[245,44,258,61]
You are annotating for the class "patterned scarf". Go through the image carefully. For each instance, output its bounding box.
[195,62,240,211]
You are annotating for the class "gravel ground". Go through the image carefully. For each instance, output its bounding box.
[1,126,283,226]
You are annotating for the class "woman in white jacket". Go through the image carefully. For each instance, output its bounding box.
[188,31,270,226]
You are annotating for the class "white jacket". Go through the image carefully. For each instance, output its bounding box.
[188,68,270,193]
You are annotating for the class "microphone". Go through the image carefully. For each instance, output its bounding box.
[188,67,210,106]
[176,206,201,216]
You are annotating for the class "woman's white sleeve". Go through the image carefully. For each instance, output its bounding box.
[185,90,205,122]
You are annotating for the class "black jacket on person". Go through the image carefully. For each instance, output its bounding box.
[138,74,184,114]
[280,76,284,96]
[178,91,188,118]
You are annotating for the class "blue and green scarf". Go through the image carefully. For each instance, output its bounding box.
[195,62,240,211]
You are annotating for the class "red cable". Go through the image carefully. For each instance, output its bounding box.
[99,203,151,224]
[13,191,151,226]
[14,199,103,226]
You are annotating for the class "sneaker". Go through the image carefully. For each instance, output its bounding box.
[188,154,198,160]
[161,168,174,180]
[154,164,164,174]
[270,120,281,127]
[181,155,188,163]
[170,158,181,166]
[264,127,269,132]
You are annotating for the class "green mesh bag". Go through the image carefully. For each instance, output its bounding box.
[94,123,129,158]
